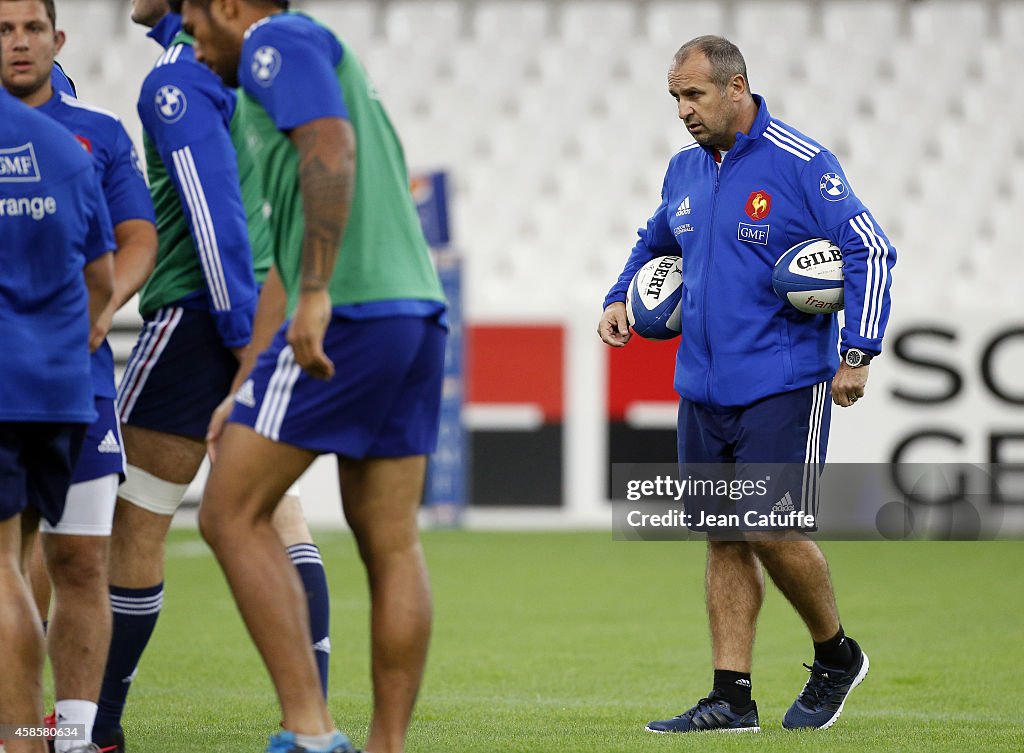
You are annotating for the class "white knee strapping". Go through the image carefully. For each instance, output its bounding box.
[41,474,119,536]
[118,465,190,516]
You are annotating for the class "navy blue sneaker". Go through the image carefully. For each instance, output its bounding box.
[265,731,355,753]
[783,636,870,729]
[93,725,124,753]
[646,690,760,733]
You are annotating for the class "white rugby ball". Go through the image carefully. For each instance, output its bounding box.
[772,238,844,314]
[626,256,682,340]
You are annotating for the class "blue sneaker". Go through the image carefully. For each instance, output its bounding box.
[646,690,760,733]
[783,637,870,730]
[265,731,355,753]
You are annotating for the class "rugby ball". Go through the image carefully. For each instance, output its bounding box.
[626,256,682,340]
[772,238,844,314]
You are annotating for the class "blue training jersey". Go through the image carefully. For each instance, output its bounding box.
[0,89,115,423]
[37,90,156,400]
[237,11,445,322]
[136,12,258,348]
[605,95,896,409]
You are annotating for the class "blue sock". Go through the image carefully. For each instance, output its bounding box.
[94,583,163,739]
[287,543,331,697]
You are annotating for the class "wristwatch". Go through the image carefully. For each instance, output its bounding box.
[841,348,873,368]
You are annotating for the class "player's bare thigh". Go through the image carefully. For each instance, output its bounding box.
[339,456,427,553]
[121,424,206,485]
[201,423,316,532]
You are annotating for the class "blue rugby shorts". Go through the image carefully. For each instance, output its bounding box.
[677,381,831,533]
[229,313,447,458]
[117,307,239,440]
[71,396,125,483]
[0,422,87,526]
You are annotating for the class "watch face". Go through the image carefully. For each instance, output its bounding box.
[845,349,864,367]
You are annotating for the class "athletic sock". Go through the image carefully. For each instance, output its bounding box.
[814,624,853,669]
[287,543,331,697]
[294,730,341,751]
[712,669,752,709]
[94,583,163,740]
[53,699,97,753]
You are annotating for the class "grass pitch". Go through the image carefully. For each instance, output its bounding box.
[85,531,1023,752]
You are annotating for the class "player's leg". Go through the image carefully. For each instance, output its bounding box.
[648,538,762,732]
[678,402,766,680]
[27,535,51,625]
[211,313,444,751]
[0,511,48,753]
[750,534,868,730]
[273,492,332,698]
[706,539,764,672]
[94,426,202,747]
[747,536,839,641]
[333,315,445,753]
[110,425,203,584]
[39,397,122,750]
[736,381,846,642]
[97,307,237,748]
[647,400,760,734]
[108,426,199,580]
[736,382,839,640]
[40,481,117,751]
[42,530,112,751]
[339,455,432,753]
[736,381,868,729]
[198,423,330,734]
[1,423,85,753]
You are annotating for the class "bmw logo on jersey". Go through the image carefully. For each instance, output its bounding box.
[252,46,282,87]
[819,172,849,202]
[155,85,187,124]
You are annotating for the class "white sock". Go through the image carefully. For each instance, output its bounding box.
[54,699,97,753]
[294,731,340,751]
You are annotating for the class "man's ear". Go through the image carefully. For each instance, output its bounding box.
[215,0,241,22]
[728,73,747,101]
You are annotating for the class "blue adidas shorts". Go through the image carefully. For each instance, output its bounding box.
[72,397,125,484]
[677,381,831,533]
[0,423,87,526]
[229,314,447,458]
[117,307,239,440]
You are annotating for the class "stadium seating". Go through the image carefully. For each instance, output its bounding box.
[474,0,552,43]
[909,0,991,41]
[558,0,639,46]
[54,0,1019,322]
[821,0,903,42]
[645,1,728,46]
[302,0,379,51]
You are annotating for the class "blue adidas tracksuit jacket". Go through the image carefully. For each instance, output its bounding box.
[138,13,258,349]
[605,95,896,409]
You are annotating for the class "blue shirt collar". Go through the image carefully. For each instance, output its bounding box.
[704,94,772,160]
[730,94,772,152]
[745,94,772,141]
[148,12,183,49]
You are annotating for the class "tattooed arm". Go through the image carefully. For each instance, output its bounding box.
[286,116,356,379]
